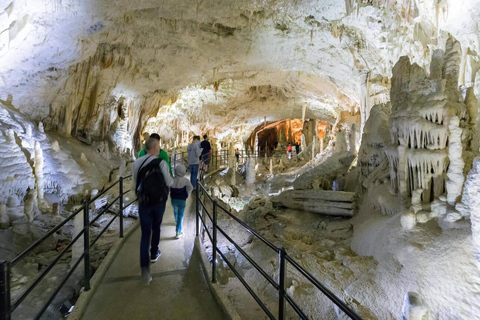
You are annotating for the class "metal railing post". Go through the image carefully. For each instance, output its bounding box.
[212,200,217,283]
[0,261,11,320]
[195,182,199,237]
[278,248,286,320]
[119,177,124,238]
[83,200,91,291]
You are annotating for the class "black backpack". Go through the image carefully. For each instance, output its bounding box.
[136,157,169,205]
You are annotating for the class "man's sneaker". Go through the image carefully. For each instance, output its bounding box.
[151,250,161,262]
[175,232,184,239]
[141,268,152,285]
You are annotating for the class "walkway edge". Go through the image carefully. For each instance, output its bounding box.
[68,220,140,320]
[194,237,242,320]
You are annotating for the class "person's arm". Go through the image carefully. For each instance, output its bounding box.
[196,144,202,158]
[185,179,193,196]
[160,161,173,187]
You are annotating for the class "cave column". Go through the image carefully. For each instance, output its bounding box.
[446,116,465,205]
[397,144,408,196]
[34,141,44,202]
[359,69,370,136]
[246,156,255,185]
[349,124,357,154]
[64,105,73,137]
[229,143,236,185]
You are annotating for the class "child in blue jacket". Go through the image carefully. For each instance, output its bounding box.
[170,164,193,238]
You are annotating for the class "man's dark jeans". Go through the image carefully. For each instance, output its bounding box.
[190,164,199,189]
[138,201,167,269]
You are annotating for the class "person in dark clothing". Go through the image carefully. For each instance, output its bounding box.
[200,134,212,172]
[235,148,240,163]
[294,143,300,155]
[132,138,173,285]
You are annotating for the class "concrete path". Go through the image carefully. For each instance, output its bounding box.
[81,198,224,320]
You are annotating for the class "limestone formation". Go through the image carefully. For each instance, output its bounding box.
[458,157,480,262]
[386,38,471,208]
[24,189,37,222]
[245,157,255,185]
[1,1,480,319]
[0,203,10,229]
[34,141,44,201]
[274,189,355,216]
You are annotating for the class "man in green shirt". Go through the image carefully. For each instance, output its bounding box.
[137,133,172,174]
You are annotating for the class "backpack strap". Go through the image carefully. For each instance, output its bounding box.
[138,155,153,172]
[136,155,153,191]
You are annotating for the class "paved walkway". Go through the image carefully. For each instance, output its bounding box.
[81,198,224,320]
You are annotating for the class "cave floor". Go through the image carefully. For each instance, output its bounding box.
[81,197,224,320]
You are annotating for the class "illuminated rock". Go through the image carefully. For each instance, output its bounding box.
[0,203,10,229]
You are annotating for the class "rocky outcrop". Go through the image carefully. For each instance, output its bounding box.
[386,37,472,207]
[274,189,355,216]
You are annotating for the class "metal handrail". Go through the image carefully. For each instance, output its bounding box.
[215,202,279,252]
[12,230,85,311]
[0,175,136,320]
[11,205,85,267]
[195,179,363,320]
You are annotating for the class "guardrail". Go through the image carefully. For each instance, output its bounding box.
[194,181,362,320]
[0,176,136,320]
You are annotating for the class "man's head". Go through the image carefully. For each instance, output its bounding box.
[150,133,161,141]
[193,135,200,142]
[203,134,208,140]
[145,137,160,155]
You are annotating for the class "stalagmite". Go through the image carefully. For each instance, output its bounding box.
[0,203,10,229]
[38,122,44,133]
[446,116,465,206]
[335,131,348,153]
[457,158,480,263]
[52,203,59,216]
[64,105,72,137]
[311,134,316,165]
[246,156,255,185]
[24,189,37,222]
[229,144,236,185]
[269,158,273,175]
[349,124,356,154]
[72,210,84,265]
[301,133,306,153]
[34,141,44,201]
[302,104,306,122]
[359,69,370,135]
[320,136,324,152]
[397,144,408,196]
[52,140,60,151]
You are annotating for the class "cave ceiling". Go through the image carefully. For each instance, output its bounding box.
[1,0,480,140]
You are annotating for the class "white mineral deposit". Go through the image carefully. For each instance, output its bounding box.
[2,0,480,319]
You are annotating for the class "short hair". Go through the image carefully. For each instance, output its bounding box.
[193,135,200,141]
[150,133,161,140]
[203,134,207,139]
[145,137,158,151]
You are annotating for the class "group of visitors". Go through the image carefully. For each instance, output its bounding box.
[286,142,300,159]
[186,134,211,188]
[132,133,212,285]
